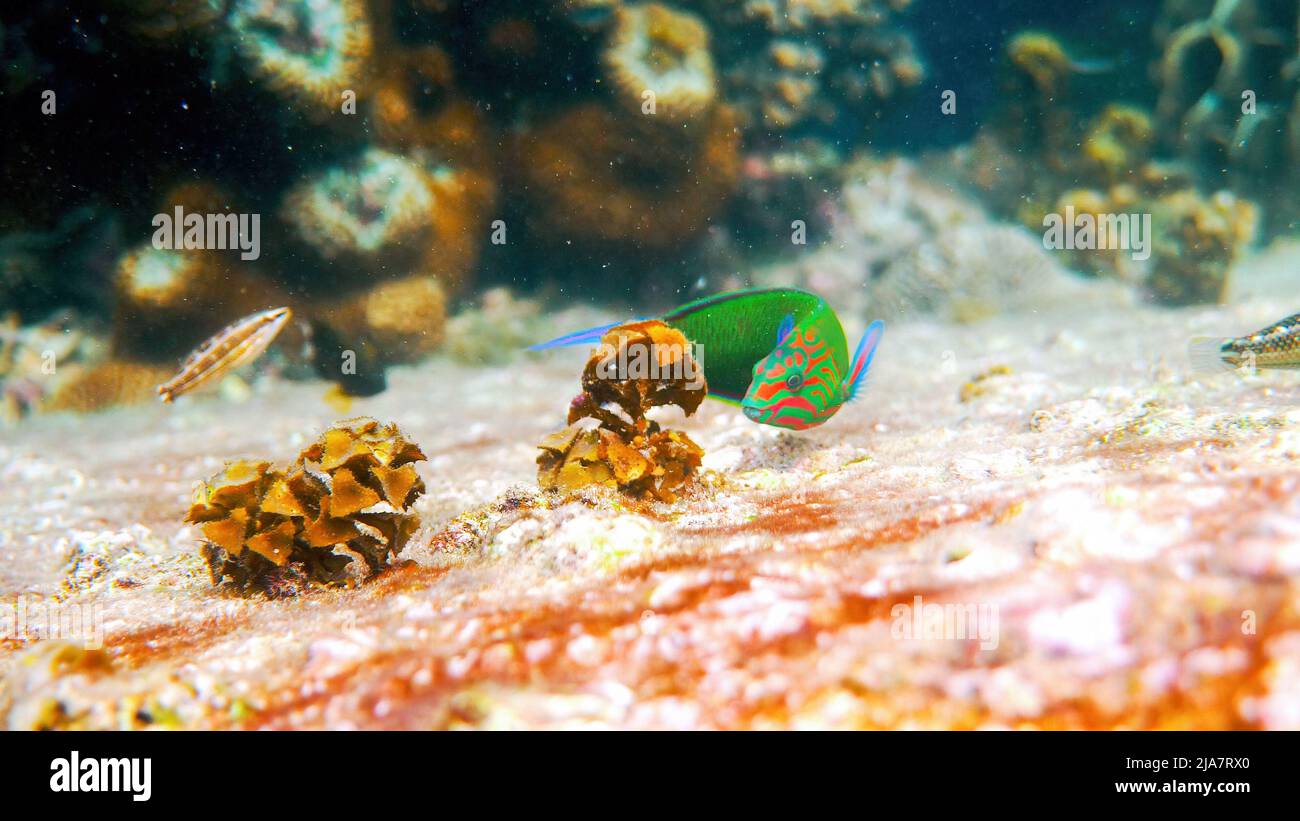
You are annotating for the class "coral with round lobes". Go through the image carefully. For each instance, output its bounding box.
[513,103,740,247]
[537,321,705,502]
[111,245,225,359]
[226,0,373,117]
[282,148,487,292]
[283,148,433,263]
[603,3,718,124]
[110,242,288,363]
[313,274,448,364]
[114,245,218,315]
[111,180,291,363]
[187,418,426,595]
[419,164,496,294]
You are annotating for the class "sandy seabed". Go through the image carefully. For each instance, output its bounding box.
[2,247,1300,729]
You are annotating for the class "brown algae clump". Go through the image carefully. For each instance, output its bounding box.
[186,418,426,595]
[538,321,706,502]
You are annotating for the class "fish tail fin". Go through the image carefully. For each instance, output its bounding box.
[1188,336,1234,373]
[528,321,624,352]
[845,320,885,401]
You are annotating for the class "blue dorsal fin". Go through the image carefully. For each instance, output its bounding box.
[845,320,884,401]
[528,320,633,351]
[776,313,795,346]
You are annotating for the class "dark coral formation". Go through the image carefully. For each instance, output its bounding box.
[513,103,741,248]
[697,0,924,134]
[537,321,705,502]
[187,418,426,595]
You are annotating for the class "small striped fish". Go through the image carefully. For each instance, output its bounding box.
[157,306,292,402]
[1190,311,1300,373]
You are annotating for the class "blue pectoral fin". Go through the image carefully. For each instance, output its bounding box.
[845,320,884,400]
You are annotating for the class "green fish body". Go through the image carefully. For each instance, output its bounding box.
[533,288,884,430]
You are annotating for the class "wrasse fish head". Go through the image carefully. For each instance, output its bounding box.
[741,315,884,431]
[740,325,845,431]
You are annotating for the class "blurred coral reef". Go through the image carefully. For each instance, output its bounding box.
[0,0,930,415]
[946,25,1266,307]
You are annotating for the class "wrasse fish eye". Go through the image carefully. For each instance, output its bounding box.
[156,306,293,403]
[785,372,804,391]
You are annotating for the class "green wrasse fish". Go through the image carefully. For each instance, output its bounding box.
[1190,312,1300,372]
[532,288,884,431]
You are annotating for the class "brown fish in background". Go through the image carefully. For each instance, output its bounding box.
[157,306,292,402]
[1190,311,1300,373]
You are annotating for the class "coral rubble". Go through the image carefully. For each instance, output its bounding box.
[537,321,705,502]
[186,418,426,595]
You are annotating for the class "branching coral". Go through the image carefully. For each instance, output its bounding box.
[948,23,1260,304]
[751,158,1125,324]
[186,418,426,595]
[1006,30,1084,97]
[1082,105,1155,182]
[226,0,373,117]
[513,103,740,247]
[1151,0,1296,226]
[537,321,705,502]
[603,3,718,125]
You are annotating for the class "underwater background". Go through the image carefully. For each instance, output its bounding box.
[2,0,1300,729]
